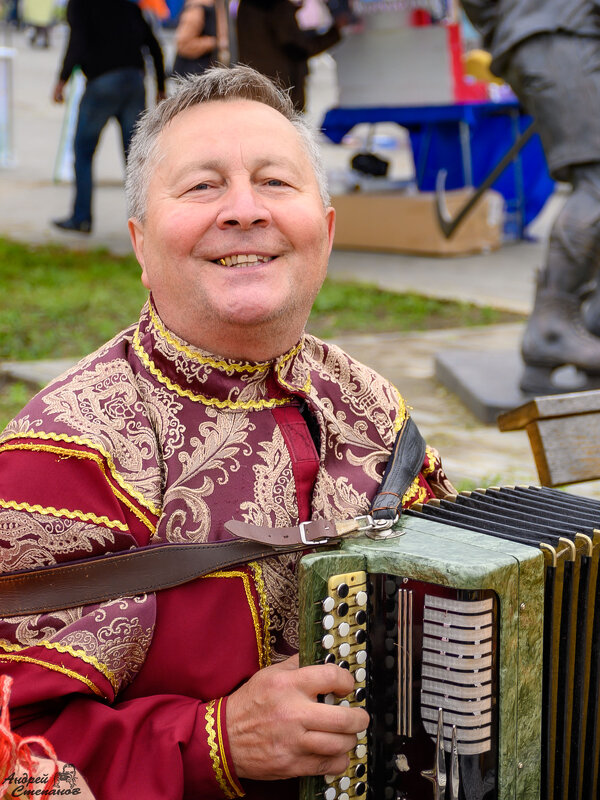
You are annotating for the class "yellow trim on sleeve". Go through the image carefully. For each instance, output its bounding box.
[0,442,156,535]
[0,432,161,517]
[206,700,238,798]
[132,329,292,411]
[216,697,245,797]
[0,654,106,697]
[0,639,118,691]
[0,497,129,532]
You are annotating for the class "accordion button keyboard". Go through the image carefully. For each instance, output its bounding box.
[318,570,369,800]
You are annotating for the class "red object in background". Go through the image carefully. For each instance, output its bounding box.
[410,9,432,26]
[447,21,488,102]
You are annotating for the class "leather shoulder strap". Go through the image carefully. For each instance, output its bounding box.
[0,539,303,618]
[369,416,426,521]
[0,416,426,617]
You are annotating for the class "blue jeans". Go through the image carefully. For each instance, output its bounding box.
[71,67,146,224]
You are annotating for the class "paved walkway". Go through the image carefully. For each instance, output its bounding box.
[3,23,595,495]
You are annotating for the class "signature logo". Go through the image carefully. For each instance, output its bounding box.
[2,764,82,797]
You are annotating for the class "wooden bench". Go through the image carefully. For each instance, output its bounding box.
[497,390,600,487]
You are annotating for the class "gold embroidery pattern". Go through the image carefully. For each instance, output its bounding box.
[0,442,156,535]
[0,638,118,691]
[0,498,128,533]
[423,445,438,476]
[206,700,237,799]
[392,388,407,433]
[0,432,161,517]
[148,302,269,374]
[0,654,105,697]
[249,562,271,668]
[217,698,245,798]
[209,571,264,669]
[275,338,312,395]
[133,330,293,411]
[402,476,429,506]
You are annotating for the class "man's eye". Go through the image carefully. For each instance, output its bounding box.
[192,182,211,191]
[266,179,286,187]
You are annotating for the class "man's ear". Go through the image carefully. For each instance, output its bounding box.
[128,218,151,290]
[325,206,336,256]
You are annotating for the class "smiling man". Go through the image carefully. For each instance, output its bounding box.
[0,67,453,799]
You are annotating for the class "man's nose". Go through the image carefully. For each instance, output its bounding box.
[216,181,272,229]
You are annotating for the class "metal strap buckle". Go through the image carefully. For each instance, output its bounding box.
[354,514,402,540]
[298,521,330,546]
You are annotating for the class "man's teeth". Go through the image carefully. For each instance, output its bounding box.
[216,254,273,267]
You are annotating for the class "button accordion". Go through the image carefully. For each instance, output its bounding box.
[298,486,600,800]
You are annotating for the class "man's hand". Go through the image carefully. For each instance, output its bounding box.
[226,654,369,781]
[52,80,66,104]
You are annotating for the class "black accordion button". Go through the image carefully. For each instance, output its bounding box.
[336,583,349,598]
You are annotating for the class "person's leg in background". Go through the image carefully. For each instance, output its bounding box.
[53,72,120,233]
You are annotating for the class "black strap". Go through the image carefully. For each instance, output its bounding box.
[0,416,426,617]
[370,416,426,521]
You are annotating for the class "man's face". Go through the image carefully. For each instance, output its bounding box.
[129,99,335,359]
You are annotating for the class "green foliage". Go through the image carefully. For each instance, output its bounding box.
[0,239,147,361]
[308,278,520,338]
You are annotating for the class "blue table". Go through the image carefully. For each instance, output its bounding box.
[321,101,555,237]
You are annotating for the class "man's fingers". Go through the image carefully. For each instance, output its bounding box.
[302,728,362,758]
[303,700,369,735]
[293,662,356,698]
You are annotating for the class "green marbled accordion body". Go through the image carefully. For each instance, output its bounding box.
[299,486,600,800]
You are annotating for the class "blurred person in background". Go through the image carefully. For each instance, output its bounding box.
[236,0,341,111]
[170,0,228,78]
[51,0,166,235]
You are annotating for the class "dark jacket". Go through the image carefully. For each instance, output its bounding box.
[59,0,165,90]
[461,0,600,75]
[236,0,340,110]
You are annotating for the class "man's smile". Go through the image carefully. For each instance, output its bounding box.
[213,254,276,267]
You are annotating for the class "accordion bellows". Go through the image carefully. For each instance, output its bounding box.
[299,486,600,800]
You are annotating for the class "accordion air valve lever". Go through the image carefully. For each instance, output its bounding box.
[298,485,600,800]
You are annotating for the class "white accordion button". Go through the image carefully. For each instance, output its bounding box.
[338,622,350,637]
[355,744,367,758]
[338,642,351,657]
[322,596,335,613]
[324,775,336,785]
[339,794,349,800]
[324,693,336,705]
[356,591,368,606]
[355,667,366,683]
[322,614,335,630]
[339,776,351,791]
[324,787,337,800]
[322,634,334,650]
[356,650,367,664]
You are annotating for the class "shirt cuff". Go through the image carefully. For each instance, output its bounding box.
[205,696,245,798]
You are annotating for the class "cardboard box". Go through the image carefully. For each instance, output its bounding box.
[331,188,504,257]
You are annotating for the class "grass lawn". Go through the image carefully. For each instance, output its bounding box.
[0,236,524,428]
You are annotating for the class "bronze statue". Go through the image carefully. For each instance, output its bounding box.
[461,0,600,394]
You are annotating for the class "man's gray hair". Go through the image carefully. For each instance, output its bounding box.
[125,65,330,221]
